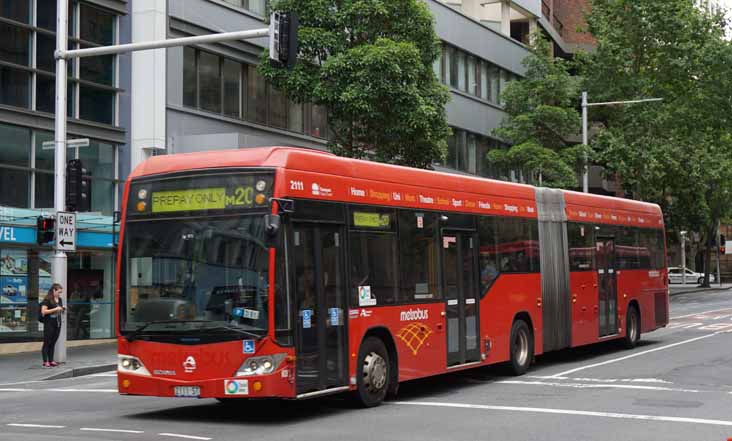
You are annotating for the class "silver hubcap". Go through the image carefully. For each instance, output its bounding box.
[514,330,529,366]
[363,352,387,394]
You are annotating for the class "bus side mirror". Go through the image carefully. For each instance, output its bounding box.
[264,214,281,248]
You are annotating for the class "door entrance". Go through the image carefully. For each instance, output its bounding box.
[597,238,618,337]
[441,230,480,366]
[291,223,348,394]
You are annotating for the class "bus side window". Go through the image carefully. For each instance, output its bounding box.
[568,223,595,271]
[349,231,398,307]
[398,210,439,303]
[478,216,498,295]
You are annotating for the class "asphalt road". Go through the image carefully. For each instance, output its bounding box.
[2,290,732,441]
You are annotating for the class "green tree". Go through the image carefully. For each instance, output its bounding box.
[490,34,586,188]
[259,0,451,168]
[583,0,732,286]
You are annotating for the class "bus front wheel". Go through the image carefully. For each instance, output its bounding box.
[355,337,390,407]
[623,305,641,349]
[508,319,533,376]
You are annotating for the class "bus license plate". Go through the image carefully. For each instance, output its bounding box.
[174,386,200,398]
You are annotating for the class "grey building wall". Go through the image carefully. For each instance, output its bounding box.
[161,0,531,159]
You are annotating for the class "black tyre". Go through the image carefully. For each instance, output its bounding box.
[508,319,533,376]
[623,305,641,349]
[698,277,704,285]
[355,337,390,407]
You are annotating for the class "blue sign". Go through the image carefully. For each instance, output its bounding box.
[0,226,35,245]
[243,340,255,354]
[77,231,115,249]
[232,307,244,318]
[329,308,339,326]
[302,309,312,329]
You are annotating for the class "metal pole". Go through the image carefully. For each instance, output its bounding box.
[717,221,722,286]
[59,28,270,60]
[582,91,588,193]
[52,0,69,363]
[681,233,686,285]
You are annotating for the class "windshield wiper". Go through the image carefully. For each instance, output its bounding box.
[125,320,210,342]
[199,324,263,340]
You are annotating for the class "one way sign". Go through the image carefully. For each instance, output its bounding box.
[56,212,76,252]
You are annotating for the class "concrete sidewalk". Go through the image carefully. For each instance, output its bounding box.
[669,283,732,297]
[0,342,116,384]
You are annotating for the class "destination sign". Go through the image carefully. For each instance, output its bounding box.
[129,173,273,216]
[152,186,260,213]
[353,212,391,229]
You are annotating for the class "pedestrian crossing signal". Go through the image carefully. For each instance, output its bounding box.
[36,216,55,245]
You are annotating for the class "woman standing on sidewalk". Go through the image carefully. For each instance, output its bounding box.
[40,283,65,368]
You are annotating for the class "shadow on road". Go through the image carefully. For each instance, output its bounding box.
[124,338,663,424]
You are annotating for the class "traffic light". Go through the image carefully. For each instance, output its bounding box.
[66,159,91,212]
[36,216,55,245]
[269,11,299,69]
[721,234,726,254]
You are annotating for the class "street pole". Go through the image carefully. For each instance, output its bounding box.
[581,91,589,193]
[681,231,686,285]
[579,92,663,194]
[717,221,722,286]
[51,3,281,362]
[53,0,69,363]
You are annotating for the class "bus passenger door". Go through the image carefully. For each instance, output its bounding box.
[597,238,618,337]
[442,231,481,367]
[291,223,348,395]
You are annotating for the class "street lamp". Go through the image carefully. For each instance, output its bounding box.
[680,230,687,285]
[581,92,664,193]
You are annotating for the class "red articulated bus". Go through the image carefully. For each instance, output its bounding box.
[116,147,668,406]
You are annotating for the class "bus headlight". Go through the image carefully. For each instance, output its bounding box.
[118,355,151,376]
[235,354,286,377]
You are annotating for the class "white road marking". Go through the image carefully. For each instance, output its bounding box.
[670,307,732,320]
[159,433,213,440]
[8,423,66,429]
[49,388,117,393]
[499,380,702,393]
[547,333,718,378]
[528,376,672,384]
[393,401,732,428]
[90,372,118,377]
[0,388,116,393]
[80,427,144,434]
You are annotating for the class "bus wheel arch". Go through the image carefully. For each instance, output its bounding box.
[356,328,398,406]
[623,300,641,349]
[508,312,534,376]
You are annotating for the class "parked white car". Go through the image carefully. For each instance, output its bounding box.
[668,267,715,284]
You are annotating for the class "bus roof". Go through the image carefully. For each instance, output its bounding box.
[129,146,662,225]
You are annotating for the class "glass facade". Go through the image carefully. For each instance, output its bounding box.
[0,122,118,215]
[441,127,510,178]
[0,0,120,125]
[0,247,115,342]
[183,48,330,139]
[434,43,520,107]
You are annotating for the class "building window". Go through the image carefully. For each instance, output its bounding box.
[438,43,518,106]
[182,47,330,139]
[220,0,266,16]
[442,127,509,178]
[0,1,120,124]
[198,51,222,114]
[0,123,31,207]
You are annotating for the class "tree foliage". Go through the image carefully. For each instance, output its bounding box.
[491,34,585,188]
[259,0,451,168]
[582,0,732,285]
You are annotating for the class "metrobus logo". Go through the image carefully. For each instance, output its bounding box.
[400,308,429,321]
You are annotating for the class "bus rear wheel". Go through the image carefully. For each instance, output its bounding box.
[623,305,641,349]
[508,319,533,376]
[355,337,390,407]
